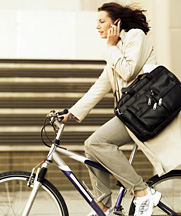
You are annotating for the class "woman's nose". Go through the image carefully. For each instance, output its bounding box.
[96,23,101,29]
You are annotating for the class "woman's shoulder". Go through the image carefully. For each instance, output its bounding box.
[117,28,151,51]
[119,28,147,45]
[125,28,146,38]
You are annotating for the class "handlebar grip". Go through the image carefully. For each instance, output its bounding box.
[57,109,69,115]
[63,109,69,114]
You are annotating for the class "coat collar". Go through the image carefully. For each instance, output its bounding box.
[116,30,127,46]
[119,29,127,41]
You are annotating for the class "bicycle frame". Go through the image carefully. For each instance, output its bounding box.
[22,118,179,216]
[54,146,179,216]
[53,149,107,216]
[22,120,128,216]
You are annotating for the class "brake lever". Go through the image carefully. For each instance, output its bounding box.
[47,109,68,127]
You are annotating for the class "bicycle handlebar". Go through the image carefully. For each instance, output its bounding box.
[41,109,68,147]
[47,109,68,124]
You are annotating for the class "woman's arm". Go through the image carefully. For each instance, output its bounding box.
[103,29,154,82]
[68,67,112,122]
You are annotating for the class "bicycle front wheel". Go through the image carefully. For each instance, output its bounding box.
[129,170,181,215]
[0,171,69,216]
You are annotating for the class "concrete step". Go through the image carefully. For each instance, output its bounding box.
[0,77,96,92]
[0,108,114,126]
[0,59,105,78]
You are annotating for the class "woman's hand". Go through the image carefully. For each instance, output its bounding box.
[62,113,70,123]
[107,21,121,47]
[62,113,78,123]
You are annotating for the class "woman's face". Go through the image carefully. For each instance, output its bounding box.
[96,11,113,39]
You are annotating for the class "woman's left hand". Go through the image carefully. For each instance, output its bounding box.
[107,21,121,47]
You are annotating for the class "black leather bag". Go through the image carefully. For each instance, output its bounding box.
[115,66,181,142]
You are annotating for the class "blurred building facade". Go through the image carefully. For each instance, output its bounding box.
[0,0,180,78]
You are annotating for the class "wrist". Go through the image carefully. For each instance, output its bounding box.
[107,43,115,47]
[68,113,77,120]
[107,44,117,48]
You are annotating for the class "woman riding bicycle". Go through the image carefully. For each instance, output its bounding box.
[63,2,162,215]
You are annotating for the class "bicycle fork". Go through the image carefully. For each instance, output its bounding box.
[21,163,49,216]
[22,172,41,216]
[22,143,56,216]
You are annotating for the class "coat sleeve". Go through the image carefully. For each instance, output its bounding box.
[103,29,154,82]
[69,66,112,122]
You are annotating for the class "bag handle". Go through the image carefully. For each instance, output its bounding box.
[114,73,146,101]
[121,73,148,95]
[114,52,155,102]
[122,66,165,95]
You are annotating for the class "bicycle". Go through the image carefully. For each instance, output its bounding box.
[0,109,181,215]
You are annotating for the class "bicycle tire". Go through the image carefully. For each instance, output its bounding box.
[129,170,181,215]
[0,170,69,216]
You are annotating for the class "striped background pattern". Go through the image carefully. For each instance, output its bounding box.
[0,59,153,190]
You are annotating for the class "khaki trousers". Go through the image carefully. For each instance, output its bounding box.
[84,116,147,208]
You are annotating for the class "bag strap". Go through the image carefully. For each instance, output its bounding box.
[114,72,148,102]
[113,48,153,102]
[114,79,121,103]
[121,73,146,95]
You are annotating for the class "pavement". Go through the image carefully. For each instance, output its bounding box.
[60,190,133,216]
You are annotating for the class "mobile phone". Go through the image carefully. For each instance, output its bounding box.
[114,21,119,26]
[114,19,121,26]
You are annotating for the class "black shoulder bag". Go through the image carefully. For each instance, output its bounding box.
[115,66,181,142]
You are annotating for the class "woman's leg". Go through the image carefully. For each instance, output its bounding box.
[84,116,147,208]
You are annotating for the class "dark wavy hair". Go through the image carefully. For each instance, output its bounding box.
[98,2,150,34]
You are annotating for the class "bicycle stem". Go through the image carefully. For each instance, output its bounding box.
[54,121,65,143]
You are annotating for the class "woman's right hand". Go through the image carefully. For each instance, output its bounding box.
[62,112,78,123]
[62,113,70,123]
[107,21,121,47]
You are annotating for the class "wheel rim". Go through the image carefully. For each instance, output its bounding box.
[0,176,63,216]
[151,176,181,215]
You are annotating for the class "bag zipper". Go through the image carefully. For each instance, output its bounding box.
[148,90,163,110]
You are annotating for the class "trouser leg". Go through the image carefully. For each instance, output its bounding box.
[84,116,147,208]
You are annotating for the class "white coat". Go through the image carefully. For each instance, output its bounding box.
[69,29,181,176]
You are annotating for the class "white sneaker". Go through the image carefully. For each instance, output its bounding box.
[133,187,161,216]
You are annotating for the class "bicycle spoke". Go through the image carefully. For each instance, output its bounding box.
[0,172,68,216]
